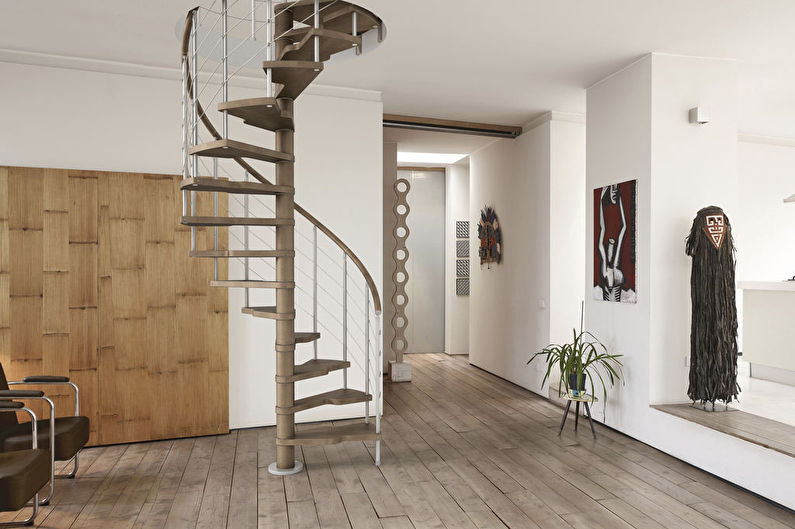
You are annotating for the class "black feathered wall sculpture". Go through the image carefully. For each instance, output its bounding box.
[685,206,740,405]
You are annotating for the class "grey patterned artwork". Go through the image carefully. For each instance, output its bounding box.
[456,240,469,258]
[456,259,469,277]
[456,221,469,239]
[456,278,470,296]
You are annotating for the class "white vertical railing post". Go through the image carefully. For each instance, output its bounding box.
[190,10,198,253]
[181,56,189,216]
[365,289,370,423]
[221,0,229,139]
[313,226,318,360]
[244,170,250,308]
[375,311,382,466]
[313,0,320,63]
[216,0,229,282]
[251,0,257,40]
[265,0,273,97]
[352,11,360,55]
[342,254,348,389]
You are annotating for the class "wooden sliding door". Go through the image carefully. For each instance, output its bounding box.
[0,166,228,445]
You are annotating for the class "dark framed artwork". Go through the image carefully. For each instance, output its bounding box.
[593,179,637,303]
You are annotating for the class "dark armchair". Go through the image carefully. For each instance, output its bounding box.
[0,363,89,505]
[0,401,50,527]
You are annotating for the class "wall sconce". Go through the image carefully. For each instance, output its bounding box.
[688,107,710,124]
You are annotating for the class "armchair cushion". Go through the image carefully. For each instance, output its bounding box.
[0,390,45,398]
[0,449,50,511]
[0,416,89,461]
[22,376,70,383]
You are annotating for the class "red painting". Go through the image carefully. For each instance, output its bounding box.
[593,180,637,303]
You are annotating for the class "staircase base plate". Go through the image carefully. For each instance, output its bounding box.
[267,460,304,476]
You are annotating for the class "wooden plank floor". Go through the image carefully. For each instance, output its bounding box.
[3,353,793,528]
[653,403,795,459]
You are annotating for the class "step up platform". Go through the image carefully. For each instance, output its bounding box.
[277,388,372,414]
[188,139,294,164]
[279,28,361,63]
[219,98,294,131]
[212,280,294,289]
[276,359,349,383]
[190,249,295,258]
[241,306,295,320]
[181,216,295,227]
[180,177,293,195]
[277,422,380,447]
[263,61,324,100]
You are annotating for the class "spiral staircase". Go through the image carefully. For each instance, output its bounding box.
[179,0,384,475]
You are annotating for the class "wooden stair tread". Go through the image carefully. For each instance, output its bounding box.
[190,249,294,258]
[276,358,349,383]
[180,177,293,195]
[181,216,294,227]
[278,388,372,414]
[277,422,380,446]
[188,139,293,163]
[318,5,380,34]
[262,61,323,100]
[279,28,360,63]
[277,1,380,34]
[242,306,295,320]
[219,98,294,131]
[211,280,294,289]
[295,332,321,344]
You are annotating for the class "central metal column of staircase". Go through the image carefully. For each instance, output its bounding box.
[180,0,384,475]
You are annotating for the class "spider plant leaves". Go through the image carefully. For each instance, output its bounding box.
[528,328,624,403]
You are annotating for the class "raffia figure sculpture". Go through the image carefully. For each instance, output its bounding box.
[685,206,740,406]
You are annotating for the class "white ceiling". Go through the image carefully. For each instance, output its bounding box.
[3,1,795,137]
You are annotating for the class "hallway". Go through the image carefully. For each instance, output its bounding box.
[5,354,793,528]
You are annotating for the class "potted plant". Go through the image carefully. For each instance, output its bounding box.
[528,328,623,401]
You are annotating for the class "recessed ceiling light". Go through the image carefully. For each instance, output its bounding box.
[397,152,467,165]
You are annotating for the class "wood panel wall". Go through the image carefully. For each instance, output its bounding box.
[0,166,228,445]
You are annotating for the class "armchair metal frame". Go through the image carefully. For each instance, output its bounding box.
[0,404,40,527]
[8,379,80,479]
[0,390,55,506]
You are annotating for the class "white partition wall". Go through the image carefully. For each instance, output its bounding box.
[445,160,470,355]
[586,53,794,509]
[399,169,446,354]
[468,113,585,395]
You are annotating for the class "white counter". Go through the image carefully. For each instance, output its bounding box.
[738,280,795,292]
[738,281,795,385]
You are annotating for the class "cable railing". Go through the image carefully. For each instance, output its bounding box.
[179,1,385,460]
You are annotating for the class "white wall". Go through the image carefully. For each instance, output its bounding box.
[399,169,445,354]
[444,160,470,355]
[469,115,586,394]
[382,142,398,367]
[549,119,587,345]
[0,60,384,430]
[586,53,795,509]
[735,140,795,282]
[469,124,552,392]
